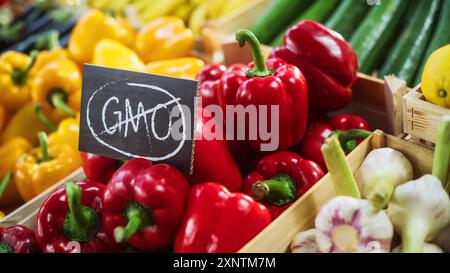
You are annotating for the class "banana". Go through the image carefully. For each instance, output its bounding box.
[189,2,208,37]
[172,2,195,23]
[139,0,186,22]
[206,0,227,19]
[219,0,251,18]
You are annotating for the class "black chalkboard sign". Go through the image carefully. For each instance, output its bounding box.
[79,64,198,173]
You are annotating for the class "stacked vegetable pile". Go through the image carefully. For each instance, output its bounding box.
[291,117,450,253]
[251,0,450,87]
[0,9,205,219]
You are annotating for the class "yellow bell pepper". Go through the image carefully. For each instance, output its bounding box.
[14,132,81,201]
[92,39,145,72]
[68,10,136,64]
[48,115,80,151]
[422,45,450,108]
[135,16,193,63]
[0,104,5,133]
[31,58,81,125]
[0,50,37,112]
[145,57,205,79]
[1,103,49,145]
[0,211,4,219]
[32,32,70,74]
[0,138,33,208]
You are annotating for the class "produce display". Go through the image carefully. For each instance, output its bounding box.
[0,0,449,256]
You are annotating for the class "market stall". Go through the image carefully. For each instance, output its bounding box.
[0,0,449,254]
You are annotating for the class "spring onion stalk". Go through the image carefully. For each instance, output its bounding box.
[290,229,321,253]
[432,116,450,190]
[392,243,443,253]
[356,148,413,210]
[387,175,450,253]
[321,134,361,198]
[315,196,393,253]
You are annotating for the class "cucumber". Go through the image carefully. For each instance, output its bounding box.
[271,0,340,46]
[350,0,409,74]
[414,1,450,85]
[325,0,371,40]
[379,0,441,87]
[250,0,312,45]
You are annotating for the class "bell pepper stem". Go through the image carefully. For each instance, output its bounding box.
[0,242,12,253]
[0,172,12,200]
[252,175,296,206]
[33,104,57,131]
[63,181,99,242]
[334,129,372,154]
[38,132,51,162]
[11,50,38,86]
[432,116,450,189]
[321,134,361,198]
[49,89,76,117]
[367,177,394,210]
[47,30,61,50]
[113,202,154,243]
[235,29,273,78]
[114,208,142,243]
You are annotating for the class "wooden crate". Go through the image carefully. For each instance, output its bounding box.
[239,130,436,252]
[403,84,450,145]
[0,168,85,228]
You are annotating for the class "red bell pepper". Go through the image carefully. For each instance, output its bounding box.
[196,64,227,107]
[175,182,271,253]
[0,225,40,253]
[80,152,120,184]
[218,29,308,152]
[271,20,358,112]
[189,107,242,192]
[243,151,324,219]
[299,114,371,171]
[35,181,121,253]
[103,158,190,251]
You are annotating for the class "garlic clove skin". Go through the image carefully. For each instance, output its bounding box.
[387,174,450,253]
[392,243,444,253]
[315,196,393,253]
[290,229,321,253]
[356,148,413,210]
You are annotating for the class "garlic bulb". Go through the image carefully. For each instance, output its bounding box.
[392,243,443,253]
[290,229,321,253]
[356,148,413,210]
[315,196,393,253]
[388,174,450,253]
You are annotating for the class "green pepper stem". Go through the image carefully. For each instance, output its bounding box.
[38,132,51,162]
[402,219,428,253]
[113,202,155,243]
[47,31,61,50]
[33,104,57,131]
[49,89,76,117]
[252,175,296,206]
[114,209,142,243]
[63,181,100,242]
[11,50,38,86]
[0,172,12,200]
[321,134,361,198]
[334,129,372,154]
[0,242,12,253]
[367,177,394,210]
[432,116,450,189]
[66,181,89,227]
[235,29,273,78]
